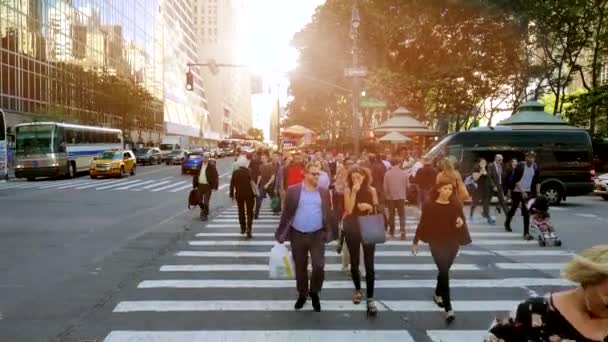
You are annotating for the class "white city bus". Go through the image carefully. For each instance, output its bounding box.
[0,110,7,181]
[13,122,123,181]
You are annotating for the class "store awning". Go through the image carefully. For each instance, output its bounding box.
[374,107,438,137]
[378,131,411,143]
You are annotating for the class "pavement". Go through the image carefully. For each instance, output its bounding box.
[0,159,606,342]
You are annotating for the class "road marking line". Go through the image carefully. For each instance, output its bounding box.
[132,180,171,191]
[194,231,516,238]
[170,183,195,193]
[113,300,518,313]
[73,179,125,189]
[202,224,511,230]
[113,180,156,190]
[36,179,91,188]
[218,184,229,191]
[159,263,481,272]
[96,179,143,190]
[151,180,188,192]
[494,263,565,270]
[427,330,488,342]
[103,330,415,342]
[219,171,231,178]
[188,239,535,247]
[575,213,598,218]
[176,250,573,258]
[138,278,572,289]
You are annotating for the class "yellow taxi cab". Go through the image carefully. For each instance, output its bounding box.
[90,149,136,179]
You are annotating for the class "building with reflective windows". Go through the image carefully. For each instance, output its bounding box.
[1,0,212,147]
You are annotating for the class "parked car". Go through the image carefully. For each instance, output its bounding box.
[181,151,204,175]
[423,127,595,205]
[594,173,608,201]
[223,147,234,156]
[212,147,225,158]
[90,150,136,178]
[135,147,162,165]
[165,150,189,165]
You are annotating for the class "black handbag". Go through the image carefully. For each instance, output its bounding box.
[188,188,201,209]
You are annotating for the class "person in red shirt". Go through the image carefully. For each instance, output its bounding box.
[284,152,306,190]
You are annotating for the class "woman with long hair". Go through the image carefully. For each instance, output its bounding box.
[487,245,608,341]
[229,156,256,239]
[412,181,472,323]
[344,166,379,316]
[436,157,469,203]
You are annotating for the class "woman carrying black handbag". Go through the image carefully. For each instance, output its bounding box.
[412,180,472,323]
[344,166,379,317]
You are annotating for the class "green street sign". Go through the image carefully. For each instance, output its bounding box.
[360,98,387,108]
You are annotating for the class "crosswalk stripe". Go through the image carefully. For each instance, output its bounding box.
[114,180,156,190]
[137,278,571,289]
[151,180,188,192]
[188,239,536,247]
[494,263,565,270]
[212,219,279,223]
[194,232,516,238]
[427,330,488,342]
[73,179,125,189]
[170,183,195,193]
[96,179,143,190]
[113,300,519,313]
[159,263,481,272]
[202,224,512,230]
[132,180,171,191]
[103,330,415,342]
[176,250,572,257]
[37,179,91,189]
[218,183,229,191]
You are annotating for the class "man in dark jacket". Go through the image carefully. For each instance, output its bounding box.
[488,154,508,215]
[192,152,219,221]
[504,151,540,239]
[275,162,337,313]
[414,157,437,207]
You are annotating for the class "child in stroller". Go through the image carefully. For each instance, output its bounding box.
[527,195,562,246]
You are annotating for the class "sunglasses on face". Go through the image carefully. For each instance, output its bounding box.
[309,172,320,176]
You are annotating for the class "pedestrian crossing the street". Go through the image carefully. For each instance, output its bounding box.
[101,207,573,342]
[0,175,227,195]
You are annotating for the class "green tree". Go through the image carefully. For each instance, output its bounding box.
[247,127,264,142]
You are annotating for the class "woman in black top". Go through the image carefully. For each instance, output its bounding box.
[412,180,472,323]
[487,244,608,342]
[230,156,256,239]
[470,158,495,225]
[344,166,379,316]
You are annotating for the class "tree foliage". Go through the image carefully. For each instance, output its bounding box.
[247,127,265,142]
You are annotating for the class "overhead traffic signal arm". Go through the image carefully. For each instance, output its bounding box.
[185,60,248,91]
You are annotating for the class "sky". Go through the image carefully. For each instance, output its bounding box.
[238,0,326,142]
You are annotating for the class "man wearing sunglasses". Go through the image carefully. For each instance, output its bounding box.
[275,162,338,313]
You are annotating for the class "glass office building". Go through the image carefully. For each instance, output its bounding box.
[0,0,168,145]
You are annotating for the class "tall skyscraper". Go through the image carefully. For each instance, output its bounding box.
[193,0,252,139]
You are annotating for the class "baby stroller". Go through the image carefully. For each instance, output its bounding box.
[527,195,562,247]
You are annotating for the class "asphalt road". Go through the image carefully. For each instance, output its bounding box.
[0,161,606,342]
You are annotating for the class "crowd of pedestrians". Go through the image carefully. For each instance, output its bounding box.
[189,147,607,339]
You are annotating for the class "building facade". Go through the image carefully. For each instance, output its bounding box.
[0,0,166,145]
[193,0,251,139]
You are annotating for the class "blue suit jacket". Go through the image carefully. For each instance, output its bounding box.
[274,183,338,243]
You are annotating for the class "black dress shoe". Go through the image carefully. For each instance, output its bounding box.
[246,231,252,239]
[240,227,246,235]
[504,222,512,232]
[294,296,307,310]
[310,292,321,312]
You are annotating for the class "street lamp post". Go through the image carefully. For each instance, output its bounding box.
[351,0,361,154]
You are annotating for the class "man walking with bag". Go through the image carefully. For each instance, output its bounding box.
[192,152,219,221]
[275,162,337,312]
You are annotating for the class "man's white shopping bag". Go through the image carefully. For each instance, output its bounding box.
[269,243,295,279]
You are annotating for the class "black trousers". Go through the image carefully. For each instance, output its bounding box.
[236,196,255,233]
[290,229,326,296]
[332,192,344,223]
[344,216,376,298]
[430,243,459,312]
[505,191,531,236]
[198,184,213,217]
[470,185,491,218]
[493,184,508,214]
[386,199,406,235]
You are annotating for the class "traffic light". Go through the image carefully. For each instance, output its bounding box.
[186,69,194,91]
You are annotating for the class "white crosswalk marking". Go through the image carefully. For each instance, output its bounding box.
[114,180,156,190]
[151,180,188,192]
[74,206,573,341]
[96,179,144,190]
[133,180,172,190]
[169,183,195,193]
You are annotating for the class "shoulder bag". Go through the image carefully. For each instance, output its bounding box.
[357,206,386,245]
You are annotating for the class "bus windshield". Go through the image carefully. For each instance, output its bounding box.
[422,135,452,160]
[16,125,55,155]
[100,151,121,160]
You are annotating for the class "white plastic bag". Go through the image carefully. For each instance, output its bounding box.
[269,243,295,279]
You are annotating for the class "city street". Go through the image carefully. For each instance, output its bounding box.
[0,159,606,342]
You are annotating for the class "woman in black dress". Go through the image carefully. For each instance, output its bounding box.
[344,166,379,316]
[412,180,472,323]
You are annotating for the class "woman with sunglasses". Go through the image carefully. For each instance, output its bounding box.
[344,166,379,316]
[487,244,608,341]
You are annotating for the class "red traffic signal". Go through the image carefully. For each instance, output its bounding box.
[186,69,194,91]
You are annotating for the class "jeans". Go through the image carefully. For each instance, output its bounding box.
[386,199,406,235]
[237,196,255,233]
[198,184,213,218]
[344,216,376,298]
[430,243,459,312]
[470,185,491,219]
[290,229,326,296]
[255,186,271,218]
[505,191,531,236]
[417,189,431,209]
